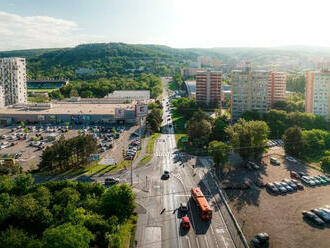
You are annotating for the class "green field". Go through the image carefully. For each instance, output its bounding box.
[28,88,57,92]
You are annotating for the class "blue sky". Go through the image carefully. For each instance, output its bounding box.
[1,0,330,50]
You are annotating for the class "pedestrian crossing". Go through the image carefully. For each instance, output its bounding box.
[155,151,172,157]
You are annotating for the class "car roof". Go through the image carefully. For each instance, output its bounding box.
[182,216,190,222]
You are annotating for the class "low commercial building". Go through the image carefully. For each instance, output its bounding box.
[105,90,150,103]
[0,103,138,125]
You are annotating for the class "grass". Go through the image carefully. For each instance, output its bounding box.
[28,88,57,92]
[171,109,187,134]
[146,132,161,154]
[138,155,152,167]
[118,214,138,248]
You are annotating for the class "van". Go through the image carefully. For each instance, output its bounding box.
[270,157,280,165]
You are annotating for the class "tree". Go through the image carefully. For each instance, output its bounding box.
[283,126,304,157]
[42,223,93,248]
[212,116,228,141]
[320,156,330,172]
[101,184,135,220]
[241,110,262,121]
[187,119,212,147]
[20,121,25,128]
[226,119,270,161]
[13,173,34,195]
[208,141,230,175]
[0,226,40,248]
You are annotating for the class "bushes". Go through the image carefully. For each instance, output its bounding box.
[320,156,330,172]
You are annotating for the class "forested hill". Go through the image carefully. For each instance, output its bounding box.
[1,43,329,80]
[0,43,197,80]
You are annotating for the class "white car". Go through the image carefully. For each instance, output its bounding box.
[285,155,297,163]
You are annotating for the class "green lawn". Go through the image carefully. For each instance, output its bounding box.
[171,109,187,134]
[146,133,161,154]
[28,88,57,92]
[118,214,137,248]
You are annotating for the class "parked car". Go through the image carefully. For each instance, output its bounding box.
[280,182,294,192]
[318,175,330,183]
[248,161,260,170]
[274,182,287,193]
[250,233,269,248]
[298,172,306,177]
[282,179,298,190]
[104,177,119,186]
[181,216,190,229]
[302,211,325,225]
[270,157,280,166]
[285,155,297,163]
[266,183,279,194]
[290,171,300,179]
[291,179,304,190]
[311,208,330,223]
[301,176,316,186]
[313,176,327,184]
[310,176,322,185]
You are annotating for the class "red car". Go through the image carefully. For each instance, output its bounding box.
[290,171,300,179]
[181,216,190,229]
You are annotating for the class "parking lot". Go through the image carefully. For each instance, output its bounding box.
[223,148,330,248]
[0,123,141,171]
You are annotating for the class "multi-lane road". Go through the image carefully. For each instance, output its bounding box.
[131,79,239,248]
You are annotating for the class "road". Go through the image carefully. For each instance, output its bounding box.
[131,78,237,248]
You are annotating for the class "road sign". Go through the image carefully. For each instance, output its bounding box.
[135,104,148,117]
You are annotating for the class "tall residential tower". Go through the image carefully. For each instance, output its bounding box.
[0,57,27,107]
[305,70,330,121]
[231,64,286,120]
[196,70,221,106]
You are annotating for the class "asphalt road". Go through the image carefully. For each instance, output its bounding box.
[131,79,237,248]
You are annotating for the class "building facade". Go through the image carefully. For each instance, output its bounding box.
[196,70,221,106]
[0,57,27,107]
[231,65,269,120]
[268,72,287,108]
[305,70,330,121]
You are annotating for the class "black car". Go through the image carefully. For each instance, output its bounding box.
[162,170,170,179]
[302,211,325,225]
[250,233,269,248]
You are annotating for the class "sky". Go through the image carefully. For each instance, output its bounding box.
[0,0,330,51]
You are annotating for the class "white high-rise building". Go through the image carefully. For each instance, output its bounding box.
[0,57,27,107]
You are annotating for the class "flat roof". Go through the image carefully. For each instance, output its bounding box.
[0,103,135,115]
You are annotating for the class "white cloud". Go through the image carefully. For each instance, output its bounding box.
[0,11,105,51]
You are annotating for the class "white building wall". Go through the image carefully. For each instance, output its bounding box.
[0,57,27,107]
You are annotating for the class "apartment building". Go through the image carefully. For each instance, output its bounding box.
[231,65,269,120]
[305,70,330,121]
[0,57,27,107]
[268,72,286,108]
[196,70,221,106]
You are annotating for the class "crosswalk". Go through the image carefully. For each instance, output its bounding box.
[155,151,172,157]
